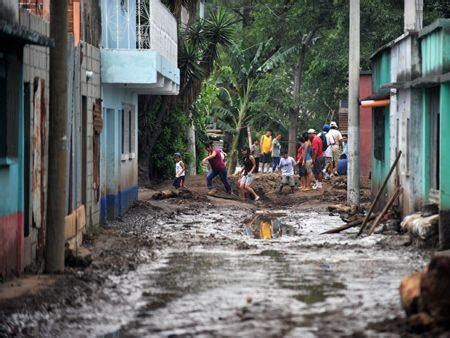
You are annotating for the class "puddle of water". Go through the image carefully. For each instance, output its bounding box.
[293,282,346,305]
[244,213,293,240]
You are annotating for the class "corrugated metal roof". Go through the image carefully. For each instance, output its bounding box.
[419,18,450,39]
[0,19,54,47]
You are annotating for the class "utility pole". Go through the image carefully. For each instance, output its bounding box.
[347,0,360,205]
[187,113,197,176]
[46,0,68,273]
[404,0,423,32]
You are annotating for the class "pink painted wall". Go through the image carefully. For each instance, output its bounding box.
[0,212,24,279]
[359,74,373,177]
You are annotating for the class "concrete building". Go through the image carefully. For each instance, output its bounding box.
[338,72,373,178]
[369,18,450,248]
[0,0,53,278]
[0,0,104,278]
[99,0,180,223]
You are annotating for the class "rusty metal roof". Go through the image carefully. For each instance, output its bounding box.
[0,19,54,47]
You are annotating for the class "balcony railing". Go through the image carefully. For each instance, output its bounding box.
[102,0,177,65]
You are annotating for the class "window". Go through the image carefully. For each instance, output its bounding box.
[373,108,385,162]
[0,53,20,161]
[121,104,135,156]
[427,87,440,190]
[121,109,126,154]
[0,61,7,158]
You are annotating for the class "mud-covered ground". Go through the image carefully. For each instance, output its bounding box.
[0,176,433,337]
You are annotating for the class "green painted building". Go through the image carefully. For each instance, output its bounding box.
[413,19,450,248]
[370,19,450,249]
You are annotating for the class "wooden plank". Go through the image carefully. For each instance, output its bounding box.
[368,187,402,235]
[76,204,86,230]
[64,213,77,240]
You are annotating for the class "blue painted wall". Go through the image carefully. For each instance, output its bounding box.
[0,55,24,218]
[101,49,180,85]
[100,85,138,223]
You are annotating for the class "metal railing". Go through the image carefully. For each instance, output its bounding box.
[136,0,177,64]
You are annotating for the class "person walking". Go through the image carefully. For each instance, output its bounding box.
[260,129,272,173]
[250,139,261,174]
[202,142,232,194]
[278,150,296,194]
[238,146,260,201]
[328,121,343,175]
[300,133,313,191]
[309,129,325,190]
[271,133,282,172]
[173,153,186,188]
[296,137,306,190]
[320,124,334,180]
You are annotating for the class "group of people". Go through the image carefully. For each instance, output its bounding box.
[172,121,347,201]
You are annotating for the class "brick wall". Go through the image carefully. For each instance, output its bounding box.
[19,0,78,34]
[19,0,49,20]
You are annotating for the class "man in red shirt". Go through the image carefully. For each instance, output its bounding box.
[201,142,232,194]
[308,129,325,190]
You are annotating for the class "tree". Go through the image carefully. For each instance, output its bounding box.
[138,8,235,182]
[216,40,295,173]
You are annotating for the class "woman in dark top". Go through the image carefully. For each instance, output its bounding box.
[238,146,260,201]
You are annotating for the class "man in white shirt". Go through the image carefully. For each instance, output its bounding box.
[278,150,296,194]
[328,121,343,174]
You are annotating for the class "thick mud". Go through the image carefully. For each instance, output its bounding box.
[0,201,430,337]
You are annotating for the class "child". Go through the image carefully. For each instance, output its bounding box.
[173,153,186,188]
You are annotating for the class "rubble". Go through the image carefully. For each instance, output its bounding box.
[400,212,439,245]
[151,189,194,200]
[400,256,450,332]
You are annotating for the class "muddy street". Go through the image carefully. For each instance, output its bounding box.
[1,197,429,337]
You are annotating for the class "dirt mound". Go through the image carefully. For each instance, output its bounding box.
[400,255,450,332]
[229,173,283,196]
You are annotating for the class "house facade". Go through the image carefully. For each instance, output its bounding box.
[99,0,179,223]
[370,18,450,249]
[0,1,53,278]
[1,0,180,279]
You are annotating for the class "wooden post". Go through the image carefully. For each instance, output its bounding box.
[46,0,68,273]
[357,151,402,236]
[347,0,361,206]
[368,187,402,235]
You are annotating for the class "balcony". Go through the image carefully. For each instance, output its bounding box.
[100,0,179,95]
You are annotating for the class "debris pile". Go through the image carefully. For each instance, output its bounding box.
[400,204,439,246]
[331,176,347,190]
[152,189,193,200]
[229,173,283,194]
[400,255,450,332]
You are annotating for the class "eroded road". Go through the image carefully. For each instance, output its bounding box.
[1,201,429,337]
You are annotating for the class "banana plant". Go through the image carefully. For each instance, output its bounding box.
[216,40,296,173]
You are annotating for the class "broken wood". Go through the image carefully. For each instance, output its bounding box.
[321,214,377,234]
[368,187,402,235]
[357,151,402,237]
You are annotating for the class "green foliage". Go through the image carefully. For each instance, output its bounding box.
[139,6,238,181]
[148,107,190,181]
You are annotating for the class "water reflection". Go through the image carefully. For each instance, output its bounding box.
[244,214,285,240]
